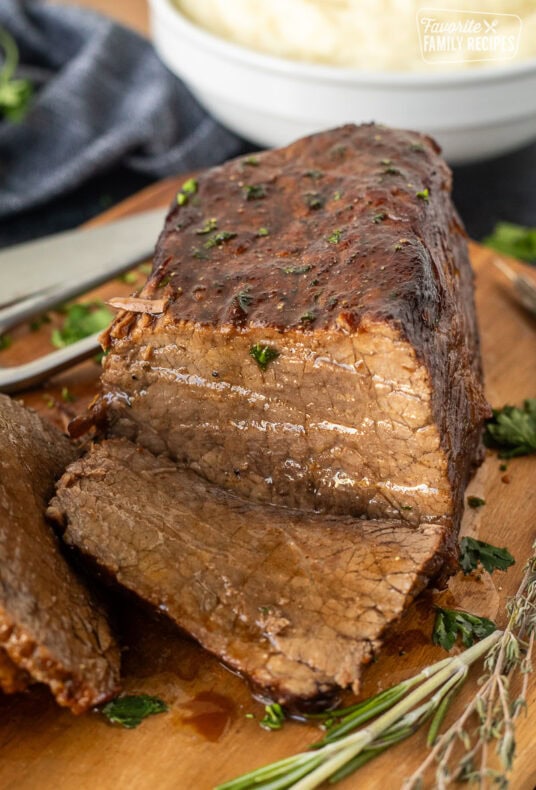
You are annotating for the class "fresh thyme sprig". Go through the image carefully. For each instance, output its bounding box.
[403,540,536,789]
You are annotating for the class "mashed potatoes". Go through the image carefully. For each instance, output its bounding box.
[175,0,536,71]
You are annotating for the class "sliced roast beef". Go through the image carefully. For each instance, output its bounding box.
[92,123,488,531]
[49,439,448,703]
[0,649,29,694]
[0,395,120,713]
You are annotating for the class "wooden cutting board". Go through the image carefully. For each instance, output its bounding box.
[0,177,535,790]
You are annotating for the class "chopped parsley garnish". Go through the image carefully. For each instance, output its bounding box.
[416,188,429,202]
[384,166,401,175]
[203,231,237,249]
[260,703,286,731]
[158,275,171,287]
[484,399,536,458]
[176,177,198,206]
[243,155,260,166]
[332,191,342,201]
[327,229,342,244]
[432,608,496,651]
[196,217,218,235]
[459,537,515,576]
[0,333,12,350]
[0,27,33,122]
[410,142,425,153]
[257,227,269,237]
[301,311,316,323]
[373,212,387,224]
[250,344,279,371]
[467,496,486,509]
[50,302,113,348]
[243,184,267,201]
[305,193,324,210]
[281,265,311,275]
[483,222,536,264]
[304,169,324,180]
[118,271,138,284]
[61,387,75,403]
[101,695,168,729]
[236,289,253,313]
[29,313,51,332]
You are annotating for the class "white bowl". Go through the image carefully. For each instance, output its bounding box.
[149,0,536,164]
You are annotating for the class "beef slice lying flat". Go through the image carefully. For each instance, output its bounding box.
[0,395,120,712]
[49,438,448,704]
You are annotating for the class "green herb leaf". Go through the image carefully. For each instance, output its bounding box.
[195,217,218,235]
[260,703,285,731]
[483,222,536,264]
[416,188,430,202]
[300,311,316,323]
[304,169,324,180]
[236,289,252,313]
[243,156,260,166]
[176,178,198,206]
[467,496,486,508]
[459,537,515,575]
[0,333,12,351]
[373,212,387,224]
[250,344,279,371]
[118,271,138,285]
[243,184,267,201]
[257,227,269,237]
[204,231,237,249]
[0,28,33,122]
[433,608,496,651]
[101,694,168,729]
[484,399,536,458]
[327,229,342,244]
[305,193,324,210]
[61,387,75,403]
[29,314,51,332]
[281,265,311,275]
[50,302,113,348]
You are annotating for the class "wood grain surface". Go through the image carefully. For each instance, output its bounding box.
[0,177,535,790]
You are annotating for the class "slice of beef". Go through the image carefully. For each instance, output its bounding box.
[0,648,29,694]
[0,395,120,713]
[91,123,488,531]
[49,438,448,704]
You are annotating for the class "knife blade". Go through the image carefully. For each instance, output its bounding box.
[0,207,168,308]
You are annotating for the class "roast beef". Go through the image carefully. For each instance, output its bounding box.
[94,123,488,530]
[0,395,120,712]
[49,439,449,703]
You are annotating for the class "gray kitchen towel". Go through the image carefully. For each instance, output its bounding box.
[0,0,243,225]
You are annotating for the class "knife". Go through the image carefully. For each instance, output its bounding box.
[0,207,168,310]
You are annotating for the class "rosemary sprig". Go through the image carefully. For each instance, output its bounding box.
[216,633,501,790]
[403,540,536,789]
[218,543,536,790]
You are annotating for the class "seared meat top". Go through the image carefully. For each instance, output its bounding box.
[137,123,457,335]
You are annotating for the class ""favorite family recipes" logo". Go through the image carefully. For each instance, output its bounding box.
[417,8,522,64]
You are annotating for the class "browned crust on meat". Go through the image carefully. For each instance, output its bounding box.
[0,395,121,713]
